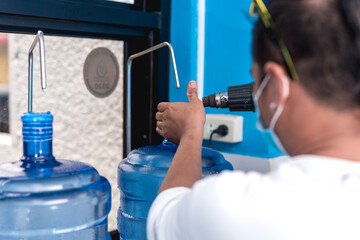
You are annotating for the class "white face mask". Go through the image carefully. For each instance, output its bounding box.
[252,74,289,154]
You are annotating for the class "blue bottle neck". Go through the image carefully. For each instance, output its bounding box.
[23,139,53,158]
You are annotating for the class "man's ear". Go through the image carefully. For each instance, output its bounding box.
[263,62,289,110]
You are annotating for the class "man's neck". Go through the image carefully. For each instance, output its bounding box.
[279,94,360,162]
[293,133,360,162]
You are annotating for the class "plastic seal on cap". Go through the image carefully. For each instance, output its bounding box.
[21,111,53,123]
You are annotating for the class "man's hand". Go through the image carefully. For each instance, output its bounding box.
[156,81,205,145]
[157,81,205,192]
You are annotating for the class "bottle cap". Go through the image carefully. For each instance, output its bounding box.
[22,112,53,142]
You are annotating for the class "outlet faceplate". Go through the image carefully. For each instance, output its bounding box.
[203,114,243,143]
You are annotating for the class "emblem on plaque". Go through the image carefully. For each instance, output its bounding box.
[83,47,119,98]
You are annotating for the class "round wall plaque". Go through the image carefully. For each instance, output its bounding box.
[83,47,119,98]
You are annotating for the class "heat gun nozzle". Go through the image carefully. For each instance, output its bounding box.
[202,82,255,112]
[203,96,210,107]
[203,94,217,108]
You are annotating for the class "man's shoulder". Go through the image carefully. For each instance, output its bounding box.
[193,154,360,202]
[174,155,360,240]
[193,154,360,205]
[194,158,305,196]
[190,169,289,209]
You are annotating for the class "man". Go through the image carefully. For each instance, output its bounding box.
[147,0,360,239]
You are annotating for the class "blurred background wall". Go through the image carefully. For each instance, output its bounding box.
[0,34,123,231]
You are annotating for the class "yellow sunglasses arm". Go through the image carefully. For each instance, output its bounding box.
[249,2,259,17]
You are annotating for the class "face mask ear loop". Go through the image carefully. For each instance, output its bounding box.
[269,76,290,130]
[255,74,271,100]
[282,75,290,97]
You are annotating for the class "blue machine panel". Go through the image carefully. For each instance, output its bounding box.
[169,0,282,158]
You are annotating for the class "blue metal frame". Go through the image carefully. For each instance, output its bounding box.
[0,0,160,39]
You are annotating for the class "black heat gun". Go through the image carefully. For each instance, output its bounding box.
[202,82,255,112]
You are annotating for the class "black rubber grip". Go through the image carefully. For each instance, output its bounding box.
[228,82,255,112]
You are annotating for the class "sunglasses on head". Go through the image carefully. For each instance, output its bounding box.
[250,0,299,82]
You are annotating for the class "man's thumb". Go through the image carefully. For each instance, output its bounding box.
[187,81,198,102]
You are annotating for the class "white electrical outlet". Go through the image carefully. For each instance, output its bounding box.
[203,114,243,143]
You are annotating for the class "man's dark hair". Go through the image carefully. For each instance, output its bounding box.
[253,0,360,109]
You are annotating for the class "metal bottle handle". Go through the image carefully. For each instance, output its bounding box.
[126,42,180,155]
[28,30,47,112]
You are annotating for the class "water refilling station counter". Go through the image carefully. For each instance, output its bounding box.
[0,31,112,240]
[0,32,253,240]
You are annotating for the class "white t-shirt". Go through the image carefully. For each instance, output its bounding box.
[147,155,360,240]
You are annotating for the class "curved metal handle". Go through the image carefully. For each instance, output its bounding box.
[28,30,47,112]
[126,42,180,155]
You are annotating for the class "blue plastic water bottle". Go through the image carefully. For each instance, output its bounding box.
[117,140,233,240]
[0,112,112,240]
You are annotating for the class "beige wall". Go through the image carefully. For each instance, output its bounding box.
[0,45,8,85]
[0,34,124,231]
[0,33,8,86]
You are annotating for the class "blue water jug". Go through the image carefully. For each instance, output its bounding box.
[0,112,112,240]
[117,140,233,240]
